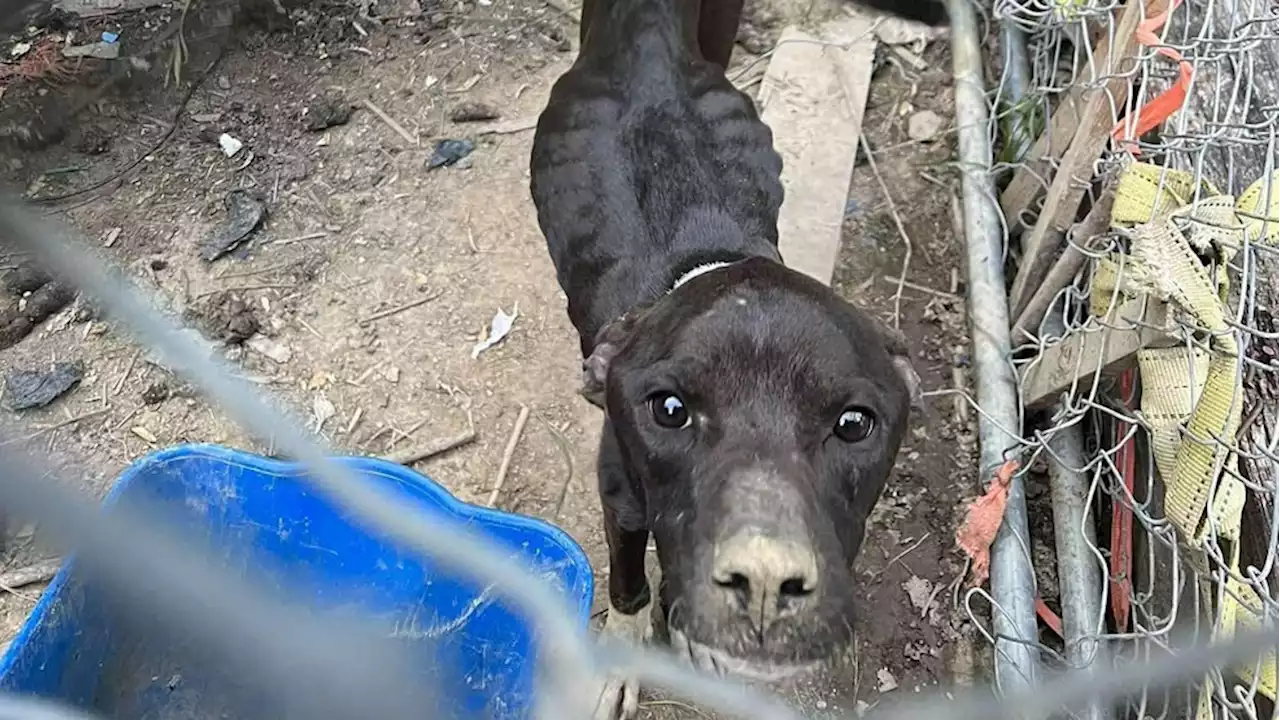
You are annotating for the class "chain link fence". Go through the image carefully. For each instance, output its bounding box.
[990,0,1279,715]
[0,0,1277,716]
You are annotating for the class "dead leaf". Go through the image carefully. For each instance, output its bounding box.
[312,392,335,432]
[902,574,933,615]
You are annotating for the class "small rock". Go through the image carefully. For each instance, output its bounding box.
[304,100,353,132]
[141,381,170,405]
[5,361,84,410]
[426,139,475,170]
[448,102,501,123]
[907,110,944,142]
[217,75,232,90]
[200,190,267,262]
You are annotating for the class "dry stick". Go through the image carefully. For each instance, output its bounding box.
[860,132,913,329]
[383,429,476,466]
[487,405,531,508]
[362,98,419,146]
[475,117,538,136]
[0,559,62,591]
[881,275,962,301]
[1006,0,1145,313]
[0,407,110,447]
[1011,189,1116,337]
[112,350,140,395]
[357,290,444,326]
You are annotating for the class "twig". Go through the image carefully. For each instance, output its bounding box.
[357,290,443,326]
[475,117,538,135]
[487,404,530,508]
[362,98,419,146]
[344,407,364,436]
[216,261,295,280]
[0,408,110,447]
[270,231,328,246]
[0,559,61,591]
[874,532,931,577]
[880,275,961,301]
[539,412,576,520]
[860,133,913,329]
[382,429,476,465]
[195,284,296,299]
[112,350,140,395]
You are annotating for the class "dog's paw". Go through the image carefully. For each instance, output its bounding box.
[592,607,653,720]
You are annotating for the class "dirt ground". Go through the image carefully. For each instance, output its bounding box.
[0,0,983,715]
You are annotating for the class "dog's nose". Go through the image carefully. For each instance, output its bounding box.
[711,532,819,629]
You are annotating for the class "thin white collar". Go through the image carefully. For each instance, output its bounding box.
[670,260,737,293]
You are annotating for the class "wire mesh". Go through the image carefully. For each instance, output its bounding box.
[992,0,1279,715]
[0,0,1276,717]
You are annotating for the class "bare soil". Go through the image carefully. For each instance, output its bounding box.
[0,1,982,714]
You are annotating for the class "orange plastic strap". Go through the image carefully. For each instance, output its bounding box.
[1111,0,1194,155]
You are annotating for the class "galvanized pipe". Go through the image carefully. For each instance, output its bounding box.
[947,0,1041,693]
[1047,422,1112,720]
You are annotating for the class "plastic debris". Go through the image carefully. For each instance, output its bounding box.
[427,139,475,169]
[63,41,120,59]
[876,668,899,693]
[312,392,335,432]
[200,189,266,262]
[471,305,517,359]
[5,361,85,410]
[9,41,32,58]
[101,31,119,43]
[955,458,1020,587]
[218,133,243,158]
[246,335,292,364]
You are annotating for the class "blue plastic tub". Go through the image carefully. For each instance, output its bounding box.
[0,444,594,719]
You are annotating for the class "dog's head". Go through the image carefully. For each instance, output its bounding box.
[582,258,920,680]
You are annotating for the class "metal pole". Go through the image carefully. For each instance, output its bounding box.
[1047,422,1112,720]
[947,0,1041,693]
[997,21,1035,169]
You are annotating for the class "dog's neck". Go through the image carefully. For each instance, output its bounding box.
[669,260,737,293]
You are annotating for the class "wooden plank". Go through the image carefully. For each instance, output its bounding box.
[1006,0,1147,315]
[1020,296,1178,409]
[757,15,877,286]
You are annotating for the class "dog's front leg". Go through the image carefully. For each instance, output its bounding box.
[592,420,653,720]
[594,501,652,720]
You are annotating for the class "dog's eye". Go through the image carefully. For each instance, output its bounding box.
[650,393,691,429]
[834,407,875,442]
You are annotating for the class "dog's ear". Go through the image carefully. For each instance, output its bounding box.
[880,324,923,411]
[581,315,638,409]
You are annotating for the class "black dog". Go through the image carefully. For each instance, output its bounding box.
[530,0,944,716]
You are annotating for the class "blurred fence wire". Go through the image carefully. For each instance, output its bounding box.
[0,193,1276,720]
[0,0,1277,715]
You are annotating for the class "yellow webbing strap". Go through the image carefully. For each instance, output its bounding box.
[1088,162,1278,712]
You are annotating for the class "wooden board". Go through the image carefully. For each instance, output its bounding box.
[1006,0,1148,314]
[1019,296,1178,408]
[757,16,877,285]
